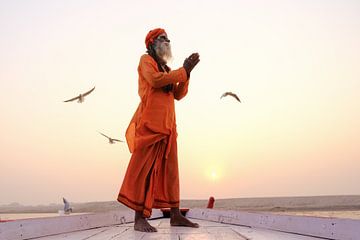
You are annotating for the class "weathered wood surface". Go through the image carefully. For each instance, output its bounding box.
[187,208,360,240]
[2,208,359,240]
[0,210,162,240]
[15,219,321,240]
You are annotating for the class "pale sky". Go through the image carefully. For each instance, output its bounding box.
[0,0,359,205]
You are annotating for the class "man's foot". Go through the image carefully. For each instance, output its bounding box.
[134,217,157,232]
[170,208,199,228]
[134,211,157,232]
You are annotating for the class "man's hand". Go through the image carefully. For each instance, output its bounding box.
[183,53,200,78]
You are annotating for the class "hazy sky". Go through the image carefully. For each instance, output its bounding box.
[1,0,359,205]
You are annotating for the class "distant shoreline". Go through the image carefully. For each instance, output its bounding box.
[1,195,360,214]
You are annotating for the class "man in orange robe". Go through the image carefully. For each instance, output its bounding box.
[117,28,200,232]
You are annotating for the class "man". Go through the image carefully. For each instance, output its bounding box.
[117,28,200,232]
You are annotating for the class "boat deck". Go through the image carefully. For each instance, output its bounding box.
[33,218,320,240]
[1,208,359,240]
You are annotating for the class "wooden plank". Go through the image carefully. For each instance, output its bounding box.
[34,227,116,240]
[141,233,179,240]
[30,219,162,240]
[33,227,113,240]
[148,219,245,239]
[106,229,144,240]
[76,226,130,240]
[0,210,163,240]
[205,227,247,240]
[231,225,324,240]
[178,232,244,240]
[179,233,216,240]
[187,208,360,240]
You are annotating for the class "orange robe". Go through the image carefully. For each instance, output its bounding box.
[117,54,189,218]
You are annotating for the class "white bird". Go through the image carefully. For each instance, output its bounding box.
[220,91,241,103]
[99,132,124,144]
[64,86,95,103]
[63,197,72,214]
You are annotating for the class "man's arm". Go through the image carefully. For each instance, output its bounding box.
[173,81,189,100]
[140,55,188,88]
[173,52,199,100]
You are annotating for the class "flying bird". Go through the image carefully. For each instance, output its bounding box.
[220,92,241,103]
[63,197,72,214]
[64,86,95,103]
[99,132,124,144]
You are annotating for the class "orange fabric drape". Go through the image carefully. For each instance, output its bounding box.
[117,54,189,217]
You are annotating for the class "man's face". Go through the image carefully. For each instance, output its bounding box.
[153,33,172,64]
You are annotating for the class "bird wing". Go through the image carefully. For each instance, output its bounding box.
[82,86,95,97]
[64,95,80,102]
[221,92,241,102]
[99,132,111,139]
[229,93,241,102]
[220,92,228,99]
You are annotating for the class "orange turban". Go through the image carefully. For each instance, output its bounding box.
[145,28,166,49]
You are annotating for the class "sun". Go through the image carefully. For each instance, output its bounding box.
[210,170,218,180]
[205,164,223,182]
[206,168,221,181]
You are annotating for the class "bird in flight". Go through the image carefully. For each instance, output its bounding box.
[220,92,241,103]
[99,132,124,144]
[64,86,95,103]
[62,197,72,214]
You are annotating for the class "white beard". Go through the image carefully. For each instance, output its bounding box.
[154,41,173,64]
